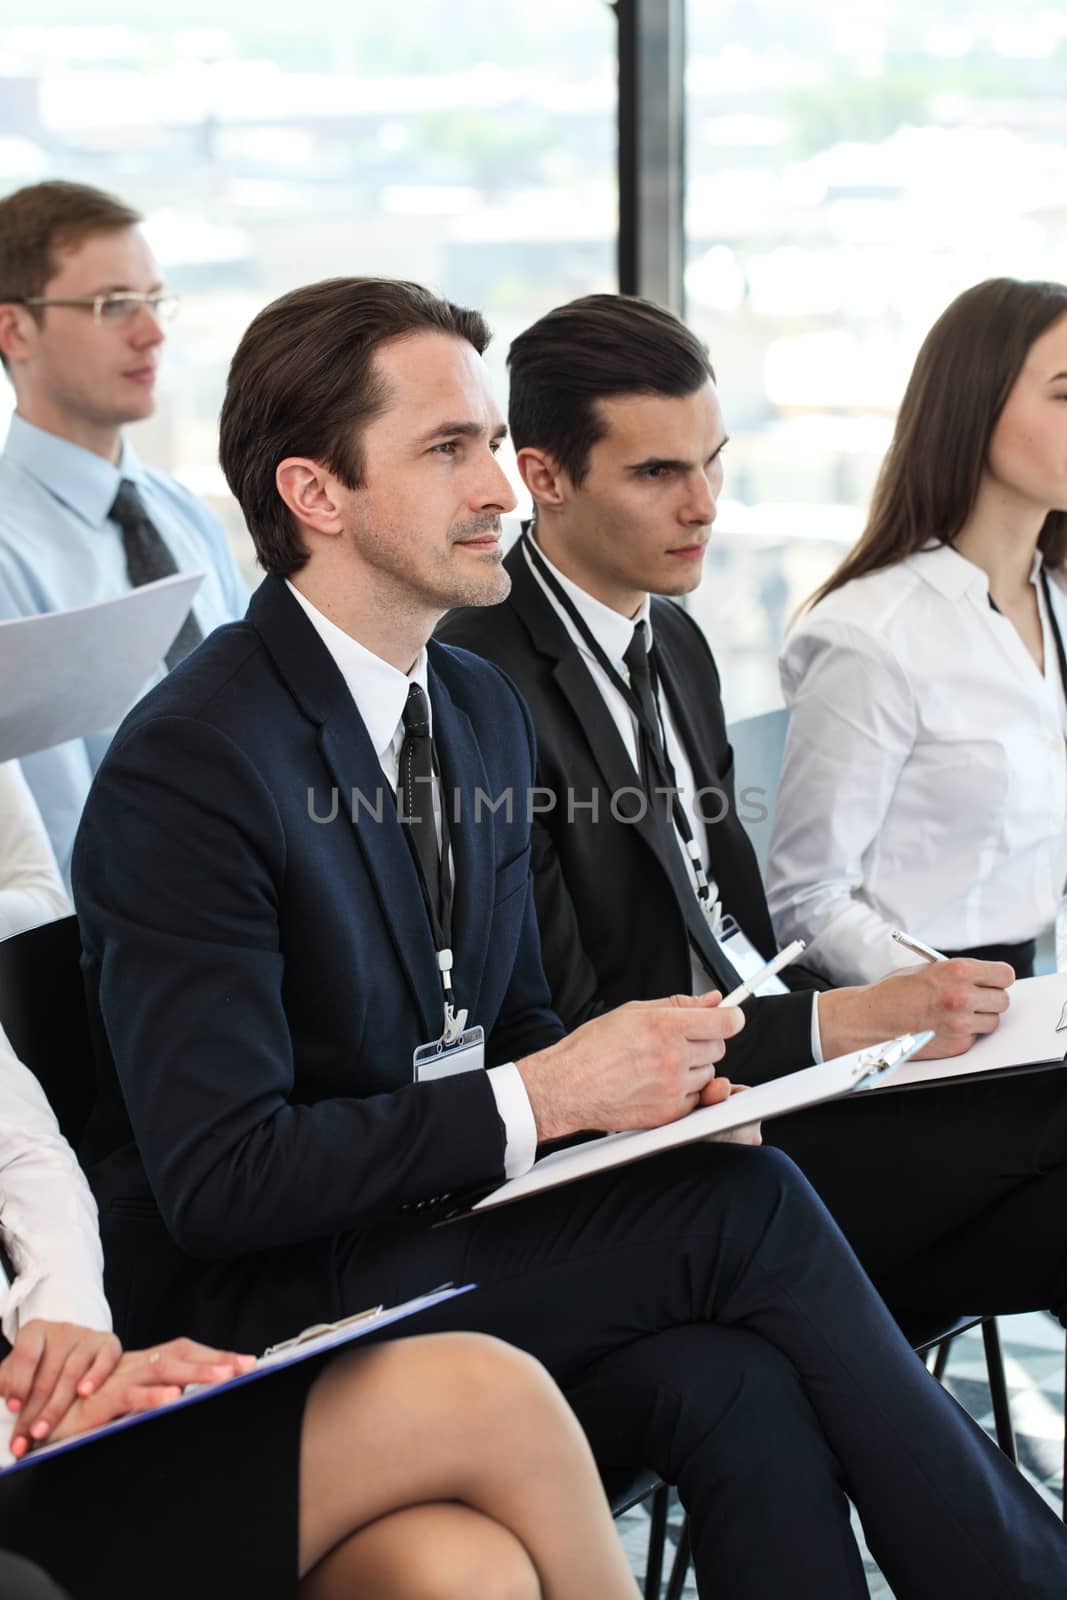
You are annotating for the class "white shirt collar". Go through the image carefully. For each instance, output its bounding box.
[523,529,652,665]
[285,580,429,761]
[916,541,1044,602]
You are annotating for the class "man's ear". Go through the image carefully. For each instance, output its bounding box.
[516,446,569,511]
[275,458,348,541]
[0,302,37,368]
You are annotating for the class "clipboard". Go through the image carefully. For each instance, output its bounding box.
[435,1034,930,1223]
[1,1282,473,1475]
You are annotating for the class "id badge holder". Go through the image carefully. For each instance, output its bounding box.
[414,1025,486,1083]
[719,915,790,996]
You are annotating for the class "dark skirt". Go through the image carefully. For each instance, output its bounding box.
[0,1355,328,1600]
[940,938,1037,979]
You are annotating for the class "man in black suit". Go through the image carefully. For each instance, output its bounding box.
[72,279,1067,1598]
[440,290,1067,1337]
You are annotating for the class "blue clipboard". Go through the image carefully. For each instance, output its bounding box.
[2,1282,473,1475]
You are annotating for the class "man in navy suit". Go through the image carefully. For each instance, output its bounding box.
[72,277,1067,1597]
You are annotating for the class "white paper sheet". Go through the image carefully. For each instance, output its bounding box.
[879,971,1067,1089]
[0,573,204,763]
[471,1036,926,1214]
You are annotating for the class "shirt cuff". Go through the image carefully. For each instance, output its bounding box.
[3,1270,112,1345]
[810,993,825,1064]
[486,1063,538,1179]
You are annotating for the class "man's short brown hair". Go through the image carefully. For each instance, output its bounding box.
[218,277,491,577]
[0,180,142,305]
[507,293,715,487]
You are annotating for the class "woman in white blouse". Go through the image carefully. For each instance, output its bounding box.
[768,277,1067,987]
[0,764,69,942]
[0,1026,639,1600]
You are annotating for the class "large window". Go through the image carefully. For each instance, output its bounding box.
[685,0,1067,715]
[0,2,617,577]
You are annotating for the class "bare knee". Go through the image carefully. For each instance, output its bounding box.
[302,1502,542,1600]
[420,1533,541,1600]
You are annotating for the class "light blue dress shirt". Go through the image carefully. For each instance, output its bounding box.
[0,414,250,878]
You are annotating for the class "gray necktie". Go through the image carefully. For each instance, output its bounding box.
[109,478,203,670]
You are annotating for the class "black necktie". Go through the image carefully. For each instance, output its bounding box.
[623,622,741,993]
[397,683,444,924]
[623,620,669,791]
[109,479,204,670]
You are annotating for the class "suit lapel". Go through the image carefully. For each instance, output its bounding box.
[509,548,682,880]
[250,577,441,1039]
[507,549,736,984]
[654,616,777,957]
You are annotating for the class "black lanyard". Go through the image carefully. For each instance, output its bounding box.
[522,530,719,921]
[1041,569,1067,706]
[399,737,467,1043]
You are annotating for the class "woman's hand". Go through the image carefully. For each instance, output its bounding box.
[0,1320,122,1451]
[3,1328,255,1456]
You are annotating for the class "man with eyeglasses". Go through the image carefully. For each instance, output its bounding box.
[0,180,248,877]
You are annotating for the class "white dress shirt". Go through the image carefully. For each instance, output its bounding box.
[768,544,1067,986]
[0,761,70,941]
[523,537,823,1057]
[286,582,538,1178]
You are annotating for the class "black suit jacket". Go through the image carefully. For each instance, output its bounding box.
[73,575,563,1345]
[438,541,817,1083]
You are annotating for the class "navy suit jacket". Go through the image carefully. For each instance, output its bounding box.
[73,575,563,1344]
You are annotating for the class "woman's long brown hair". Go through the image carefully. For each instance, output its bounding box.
[808,277,1067,610]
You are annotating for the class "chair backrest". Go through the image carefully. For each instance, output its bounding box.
[725,707,789,876]
[0,915,94,1149]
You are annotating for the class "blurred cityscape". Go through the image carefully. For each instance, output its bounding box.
[1,0,1066,713]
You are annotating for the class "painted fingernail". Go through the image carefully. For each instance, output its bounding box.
[10,1436,25,1458]
[30,1421,49,1440]
[7,1397,20,1412]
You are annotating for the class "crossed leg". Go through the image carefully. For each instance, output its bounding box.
[297,1331,640,1600]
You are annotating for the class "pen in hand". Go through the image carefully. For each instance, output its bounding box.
[720,940,806,1007]
[890,929,948,964]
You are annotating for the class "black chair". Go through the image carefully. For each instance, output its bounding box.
[0,914,94,1148]
[914,1314,1017,1464]
[605,1472,680,1600]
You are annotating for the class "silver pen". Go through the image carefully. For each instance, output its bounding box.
[890,929,948,964]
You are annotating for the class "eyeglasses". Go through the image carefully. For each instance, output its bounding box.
[17,291,180,325]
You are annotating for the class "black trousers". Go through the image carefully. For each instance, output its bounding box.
[0,1553,71,1600]
[767,1062,1067,1334]
[327,1143,1066,1600]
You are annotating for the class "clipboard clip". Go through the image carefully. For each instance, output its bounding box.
[853,1030,934,1090]
[263,1303,385,1358]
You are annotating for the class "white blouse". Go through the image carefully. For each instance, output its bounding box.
[0,1022,111,1345]
[0,760,70,940]
[767,544,1067,986]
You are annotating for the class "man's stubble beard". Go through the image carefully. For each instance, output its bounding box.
[349,511,511,616]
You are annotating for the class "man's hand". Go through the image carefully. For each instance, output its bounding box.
[5,1331,255,1457]
[517,991,745,1142]
[700,1083,762,1147]
[818,959,1014,1061]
